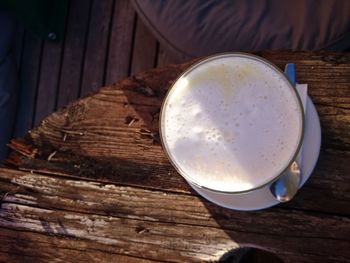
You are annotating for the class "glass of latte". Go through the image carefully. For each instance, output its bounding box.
[160,53,304,194]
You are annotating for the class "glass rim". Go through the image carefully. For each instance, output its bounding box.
[159,52,305,194]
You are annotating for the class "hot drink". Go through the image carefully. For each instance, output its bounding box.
[160,54,303,192]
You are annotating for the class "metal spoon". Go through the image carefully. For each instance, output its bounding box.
[270,64,301,202]
[270,161,301,202]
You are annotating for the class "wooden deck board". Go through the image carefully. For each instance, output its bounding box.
[2,168,349,263]
[34,40,64,126]
[12,23,25,68]
[11,0,177,141]
[130,16,158,75]
[56,0,92,109]
[0,228,157,263]
[13,33,44,137]
[104,0,136,84]
[157,44,186,68]
[80,0,114,97]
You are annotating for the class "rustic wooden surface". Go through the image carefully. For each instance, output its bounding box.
[12,0,179,139]
[1,51,350,262]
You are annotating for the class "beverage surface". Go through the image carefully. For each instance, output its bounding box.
[161,55,303,192]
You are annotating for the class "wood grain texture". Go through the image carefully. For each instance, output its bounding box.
[0,227,158,263]
[80,0,114,97]
[0,168,349,263]
[13,32,44,137]
[105,0,135,84]
[130,16,158,75]
[34,40,64,126]
[56,0,92,109]
[3,51,350,262]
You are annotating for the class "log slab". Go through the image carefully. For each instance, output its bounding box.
[2,51,350,262]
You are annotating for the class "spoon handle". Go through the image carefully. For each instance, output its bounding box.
[284,63,296,86]
[269,63,301,202]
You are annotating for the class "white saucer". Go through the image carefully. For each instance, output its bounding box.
[189,96,322,211]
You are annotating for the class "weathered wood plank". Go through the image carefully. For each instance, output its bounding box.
[130,16,158,75]
[5,144,350,216]
[0,168,348,262]
[0,228,159,263]
[0,168,349,240]
[13,32,44,137]
[0,203,238,262]
[80,0,114,97]
[105,0,135,84]
[10,155,350,219]
[34,40,64,126]
[56,0,92,109]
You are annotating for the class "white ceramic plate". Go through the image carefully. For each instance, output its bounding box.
[188,96,321,211]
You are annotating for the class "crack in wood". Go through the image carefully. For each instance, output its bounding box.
[314,102,350,111]
[47,151,57,161]
[132,76,156,97]
[321,55,350,65]
[135,225,150,234]
[150,109,160,122]
[60,130,85,136]
[7,139,38,159]
[138,129,160,144]
[125,115,139,126]
[0,192,9,209]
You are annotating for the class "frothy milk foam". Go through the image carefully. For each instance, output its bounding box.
[161,55,303,192]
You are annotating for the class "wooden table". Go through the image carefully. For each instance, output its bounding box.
[1,51,349,262]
